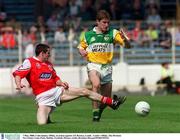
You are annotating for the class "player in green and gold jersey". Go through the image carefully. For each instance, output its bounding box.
[78,10,131,122]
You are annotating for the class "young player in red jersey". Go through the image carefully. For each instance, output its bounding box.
[13,43,126,125]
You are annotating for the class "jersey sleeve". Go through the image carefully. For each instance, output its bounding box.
[12,59,31,79]
[77,34,88,50]
[113,29,125,46]
[52,70,60,83]
[50,64,60,82]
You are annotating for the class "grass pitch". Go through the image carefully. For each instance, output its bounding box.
[0,95,180,133]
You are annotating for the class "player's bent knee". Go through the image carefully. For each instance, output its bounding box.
[92,84,100,90]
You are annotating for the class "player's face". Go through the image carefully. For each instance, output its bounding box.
[97,18,110,33]
[42,49,51,61]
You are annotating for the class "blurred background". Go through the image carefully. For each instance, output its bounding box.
[0,0,180,95]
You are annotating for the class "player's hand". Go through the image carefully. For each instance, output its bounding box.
[79,49,88,58]
[120,29,132,49]
[120,29,129,41]
[60,82,69,89]
[16,84,26,91]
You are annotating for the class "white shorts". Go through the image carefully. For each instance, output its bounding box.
[87,62,112,85]
[35,87,64,107]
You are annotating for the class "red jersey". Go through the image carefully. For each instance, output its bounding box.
[13,57,60,96]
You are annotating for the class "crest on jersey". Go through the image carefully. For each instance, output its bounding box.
[104,36,109,41]
[36,63,41,69]
[90,37,96,43]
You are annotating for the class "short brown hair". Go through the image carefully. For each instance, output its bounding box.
[35,43,50,56]
[96,10,110,21]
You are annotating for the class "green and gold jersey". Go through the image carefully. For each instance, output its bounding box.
[78,27,124,64]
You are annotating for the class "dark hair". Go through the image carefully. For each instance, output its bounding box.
[162,62,168,66]
[35,43,50,56]
[96,10,110,21]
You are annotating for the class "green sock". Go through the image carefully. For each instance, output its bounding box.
[93,109,100,118]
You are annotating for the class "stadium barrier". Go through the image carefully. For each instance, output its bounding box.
[1,46,180,67]
[1,63,180,96]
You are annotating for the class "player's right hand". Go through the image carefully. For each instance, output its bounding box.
[119,29,132,49]
[16,84,26,91]
[119,29,129,41]
[79,49,88,58]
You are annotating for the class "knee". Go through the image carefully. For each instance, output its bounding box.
[92,83,100,90]
[37,119,47,125]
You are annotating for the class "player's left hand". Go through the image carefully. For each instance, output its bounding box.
[61,82,69,89]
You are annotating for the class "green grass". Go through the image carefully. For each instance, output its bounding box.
[0,95,180,133]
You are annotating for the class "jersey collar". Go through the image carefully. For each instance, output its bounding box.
[33,56,42,62]
[93,27,109,34]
